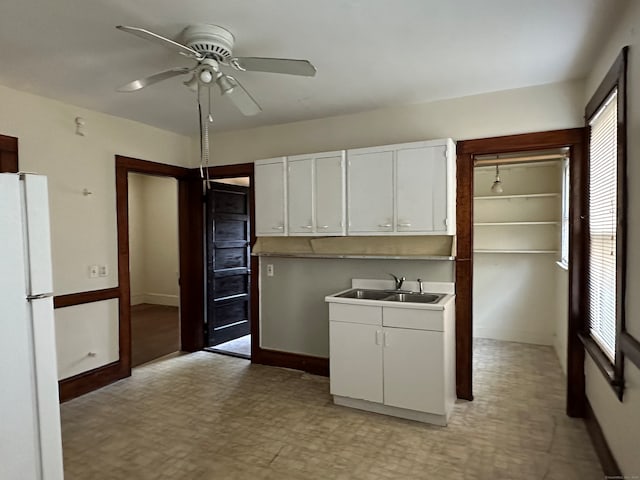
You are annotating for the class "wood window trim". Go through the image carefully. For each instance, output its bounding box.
[456,128,587,416]
[582,46,629,400]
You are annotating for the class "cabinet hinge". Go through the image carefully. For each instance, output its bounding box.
[444,218,448,226]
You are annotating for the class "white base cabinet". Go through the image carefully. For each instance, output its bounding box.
[328,300,456,425]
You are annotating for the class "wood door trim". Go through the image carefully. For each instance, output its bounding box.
[53,287,120,309]
[0,134,18,173]
[0,133,18,153]
[456,128,586,416]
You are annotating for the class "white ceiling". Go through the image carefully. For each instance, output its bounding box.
[0,0,626,135]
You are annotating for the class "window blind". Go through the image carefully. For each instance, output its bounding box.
[587,89,618,361]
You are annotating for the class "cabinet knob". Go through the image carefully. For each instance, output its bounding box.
[378,224,392,228]
[398,223,412,227]
[87,352,97,357]
[301,225,313,229]
[318,225,329,229]
[272,226,284,230]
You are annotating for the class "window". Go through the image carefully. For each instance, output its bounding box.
[587,89,618,361]
[580,46,627,398]
[559,158,570,269]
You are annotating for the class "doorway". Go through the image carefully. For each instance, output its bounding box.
[455,129,586,417]
[471,150,570,411]
[204,177,252,359]
[128,173,181,366]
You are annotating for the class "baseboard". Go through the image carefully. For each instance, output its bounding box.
[137,293,180,307]
[130,293,145,306]
[584,398,621,477]
[473,328,553,346]
[253,348,329,377]
[58,361,130,403]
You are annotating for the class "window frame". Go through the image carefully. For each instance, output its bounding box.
[580,46,628,400]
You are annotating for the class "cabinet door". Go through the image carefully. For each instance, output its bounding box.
[396,145,448,233]
[330,321,383,403]
[255,160,286,236]
[287,158,314,235]
[347,150,394,234]
[315,153,345,235]
[383,328,445,414]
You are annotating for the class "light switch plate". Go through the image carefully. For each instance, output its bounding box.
[267,264,274,277]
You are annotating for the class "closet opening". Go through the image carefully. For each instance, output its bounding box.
[472,148,571,406]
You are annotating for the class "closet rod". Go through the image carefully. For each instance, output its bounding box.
[474,152,568,167]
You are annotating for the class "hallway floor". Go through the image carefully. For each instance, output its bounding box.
[131,303,180,367]
[60,339,602,479]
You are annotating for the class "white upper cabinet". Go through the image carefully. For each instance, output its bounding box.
[347,139,456,235]
[255,157,287,236]
[254,139,455,237]
[347,148,394,234]
[287,151,346,236]
[396,144,449,233]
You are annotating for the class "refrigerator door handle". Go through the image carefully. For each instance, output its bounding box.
[27,293,54,301]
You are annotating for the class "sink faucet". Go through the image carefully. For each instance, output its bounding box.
[389,273,405,290]
[417,278,424,294]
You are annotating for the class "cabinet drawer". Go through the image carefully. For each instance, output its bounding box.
[383,307,443,331]
[329,303,382,325]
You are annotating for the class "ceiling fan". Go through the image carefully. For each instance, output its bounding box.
[116,24,316,184]
[116,24,317,116]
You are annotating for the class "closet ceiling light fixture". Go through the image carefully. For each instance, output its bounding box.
[491,165,503,194]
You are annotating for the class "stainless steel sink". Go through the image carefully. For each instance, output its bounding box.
[385,292,444,304]
[335,289,444,304]
[336,289,392,300]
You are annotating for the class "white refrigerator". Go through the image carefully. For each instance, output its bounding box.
[0,173,64,479]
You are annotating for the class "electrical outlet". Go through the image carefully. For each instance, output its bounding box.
[98,265,108,277]
[89,265,99,278]
[267,264,274,277]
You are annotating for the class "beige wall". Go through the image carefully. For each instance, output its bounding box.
[128,173,179,306]
[210,80,584,165]
[238,81,585,358]
[0,84,194,379]
[583,1,640,475]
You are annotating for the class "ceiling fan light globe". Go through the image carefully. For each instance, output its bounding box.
[218,75,236,95]
[199,69,214,84]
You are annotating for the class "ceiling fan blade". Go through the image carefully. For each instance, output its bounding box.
[230,57,316,77]
[116,25,203,60]
[220,76,262,116]
[117,67,193,92]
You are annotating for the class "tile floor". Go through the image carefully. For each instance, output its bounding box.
[207,334,252,358]
[60,339,603,479]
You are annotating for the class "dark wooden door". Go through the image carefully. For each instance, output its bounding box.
[205,182,251,347]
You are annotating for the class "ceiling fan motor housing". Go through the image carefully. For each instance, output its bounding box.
[181,24,235,61]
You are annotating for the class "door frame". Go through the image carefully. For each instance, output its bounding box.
[205,163,260,359]
[115,155,204,377]
[455,128,587,417]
